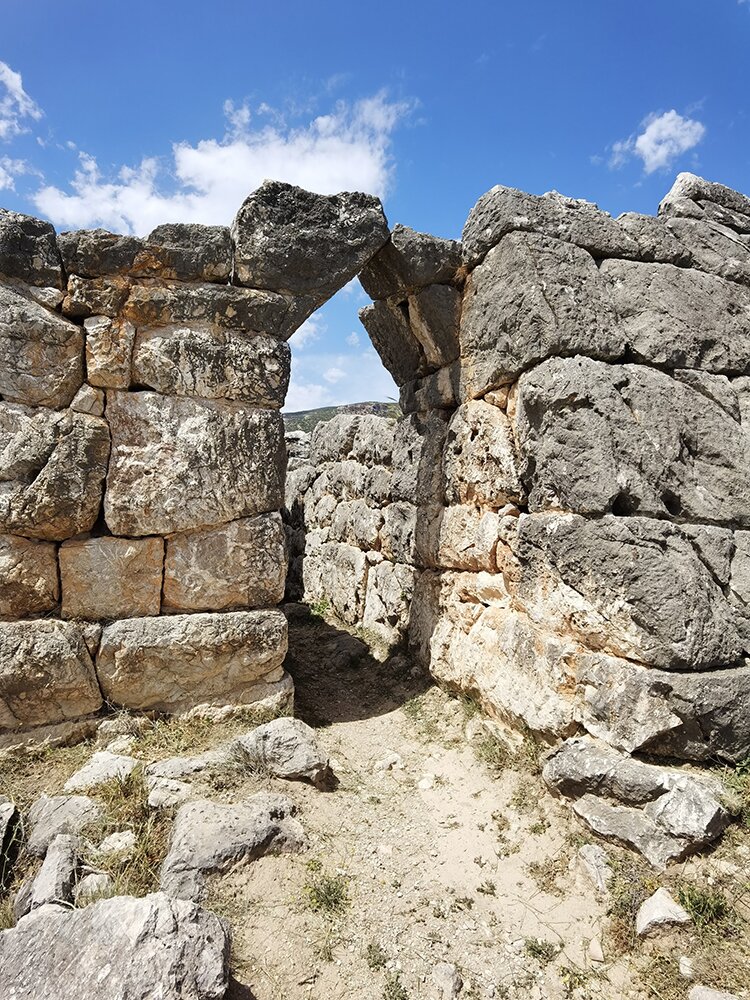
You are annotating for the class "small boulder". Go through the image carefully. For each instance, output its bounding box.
[233,717,331,788]
[636,887,692,937]
[432,961,463,998]
[63,751,139,793]
[688,989,740,1000]
[74,871,114,904]
[29,834,80,910]
[27,795,104,857]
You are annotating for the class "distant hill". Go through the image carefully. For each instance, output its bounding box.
[283,401,402,434]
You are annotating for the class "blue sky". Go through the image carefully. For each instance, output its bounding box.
[1,0,749,408]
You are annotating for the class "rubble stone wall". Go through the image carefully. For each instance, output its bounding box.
[0,182,389,741]
[290,172,750,765]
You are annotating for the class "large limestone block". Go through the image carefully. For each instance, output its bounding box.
[0,403,110,541]
[514,356,750,524]
[123,280,305,339]
[0,534,58,616]
[392,411,449,505]
[461,185,638,267]
[575,653,750,762]
[96,610,289,714]
[302,542,368,625]
[0,282,84,408]
[104,391,284,536]
[359,300,426,386]
[362,560,417,648]
[665,217,750,286]
[0,620,102,731]
[400,362,461,415]
[232,180,389,301]
[419,571,579,739]
[659,172,750,232]
[131,325,290,407]
[60,536,164,620]
[0,892,230,1000]
[62,274,131,318]
[408,283,461,368]
[131,223,231,282]
[443,400,524,509]
[0,209,62,288]
[515,514,744,671]
[436,506,506,573]
[615,212,693,266]
[84,315,135,388]
[57,228,143,277]
[163,513,286,612]
[359,224,462,300]
[601,258,750,373]
[459,232,622,398]
[310,413,395,466]
[329,499,383,550]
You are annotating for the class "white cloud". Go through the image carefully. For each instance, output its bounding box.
[346,331,360,347]
[0,156,30,191]
[32,90,413,235]
[285,346,397,411]
[288,314,323,351]
[0,61,42,142]
[608,110,706,174]
[324,366,346,383]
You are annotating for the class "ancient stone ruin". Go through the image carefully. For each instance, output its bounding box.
[3,171,750,767]
[3,171,750,998]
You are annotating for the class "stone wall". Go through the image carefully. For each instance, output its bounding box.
[0,183,389,741]
[289,172,750,765]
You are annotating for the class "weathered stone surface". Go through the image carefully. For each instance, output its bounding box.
[575,654,750,762]
[660,172,750,231]
[665,217,750,286]
[636,888,692,936]
[131,325,290,407]
[69,383,105,416]
[443,400,523,509]
[400,362,461,415]
[160,792,304,900]
[131,223,231,282]
[392,411,449,505]
[436,506,505,572]
[75,871,114,903]
[615,212,693,265]
[0,534,58,616]
[359,224,462,300]
[461,185,638,267]
[27,794,104,856]
[0,621,102,732]
[0,891,230,999]
[459,232,622,398]
[104,391,284,536]
[83,315,135,388]
[163,513,286,612]
[124,279,304,338]
[571,794,688,869]
[0,717,100,754]
[62,274,131,318]
[687,989,740,1000]
[417,571,578,738]
[362,559,416,646]
[303,542,368,625]
[0,282,84,408]
[601,258,750,373]
[57,229,143,277]
[515,514,744,671]
[408,283,461,368]
[359,300,426,386]
[515,356,750,524]
[234,718,330,786]
[0,209,62,288]
[63,751,139,792]
[310,413,395,467]
[29,833,80,910]
[328,498,383,550]
[96,610,289,714]
[232,180,389,301]
[60,535,164,620]
[0,403,110,540]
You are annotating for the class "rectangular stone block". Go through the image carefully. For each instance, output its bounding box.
[131,326,290,407]
[60,536,164,620]
[84,316,135,389]
[62,275,131,319]
[0,282,84,409]
[96,611,288,714]
[163,514,286,612]
[0,621,102,731]
[0,534,59,617]
[104,391,284,536]
[459,232,623,399]
[0,403,110,541]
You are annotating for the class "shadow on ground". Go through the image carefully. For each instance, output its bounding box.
[281,603,432,727]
